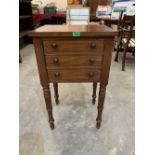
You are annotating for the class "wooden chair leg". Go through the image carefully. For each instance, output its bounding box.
[53,83,59,105]
[122,43,129,71]
[114,44,120,62]
[92,82,97,104]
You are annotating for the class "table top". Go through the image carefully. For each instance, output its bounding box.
[29,24,117,37]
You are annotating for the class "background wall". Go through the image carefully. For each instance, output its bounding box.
[32,0,67,10]
[50,0,67,10]
[31,0,112,12]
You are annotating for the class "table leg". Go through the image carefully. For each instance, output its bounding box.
[53,83,59,105]
[43,85,54,129]
[96,83,106,129]
[92,82,97,104]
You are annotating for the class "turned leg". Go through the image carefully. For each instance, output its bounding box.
[53,83,59,105]
[92,82,97,104]
[43,85,54,129]
[96,84,106,129]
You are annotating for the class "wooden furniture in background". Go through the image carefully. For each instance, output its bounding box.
[19,0,33,62]
[19,0,33,48]
[114,14,135,71]
[104,19,118,27]
[29,25,117,129]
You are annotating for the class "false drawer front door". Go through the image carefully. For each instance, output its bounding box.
[47,69,101,82]
[43,39,104,54]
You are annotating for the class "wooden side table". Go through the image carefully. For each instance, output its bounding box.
[29,25,117,129]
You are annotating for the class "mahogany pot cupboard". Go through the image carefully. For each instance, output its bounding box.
[29,25,117,129]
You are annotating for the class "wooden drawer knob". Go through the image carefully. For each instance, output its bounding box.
[89,58,95,64]
[53,58,59,64]
[51,43,58,48]
[90,43,96,48]
[89,72,94,78]
[55,72,60,77]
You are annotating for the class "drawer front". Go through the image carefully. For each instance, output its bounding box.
[45,55,103,67]
[43,40,104,54]
[47,69,101,82]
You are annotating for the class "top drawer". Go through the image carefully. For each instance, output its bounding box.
[43,39,104,54]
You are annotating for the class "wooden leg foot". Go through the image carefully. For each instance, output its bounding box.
[122,46,127,71]
[115,39,122,62]
[114,45,119,62]
[96,84,106,129]
[96,121,101,129]
[53,83,59,105]
[49,121,55,129]
[43,85,55,130]
[92,99,96,104]
[114,55,118,62]
[122,66,125,71]
[92,82,97,104]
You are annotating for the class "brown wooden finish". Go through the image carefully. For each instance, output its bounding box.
[29,25,117,37]
[43,39,104,54]
[47,69,101,82]
[45,55,103,67]
[114,14,135,71]
[33,38,49,86]
[43,85,54,129]
[53,83,59,105]
[96,83,106,129]
[29,25,116,129]
[101,39,114,84]
[92,82,97,104]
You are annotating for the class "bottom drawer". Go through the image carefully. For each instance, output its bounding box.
[47,69,101,82]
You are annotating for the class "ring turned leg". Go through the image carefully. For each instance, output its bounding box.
[53,83,59,105]
[92,82,97,104]
[43,85,54,129]
[96,84,106,129]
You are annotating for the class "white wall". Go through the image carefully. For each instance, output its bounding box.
[32,0,67,10]
[50,0,67,10]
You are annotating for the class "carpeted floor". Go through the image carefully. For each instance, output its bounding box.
[20,44,135,155]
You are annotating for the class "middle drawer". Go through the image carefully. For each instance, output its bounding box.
[45,55,103,67]
[43,39,104,54]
